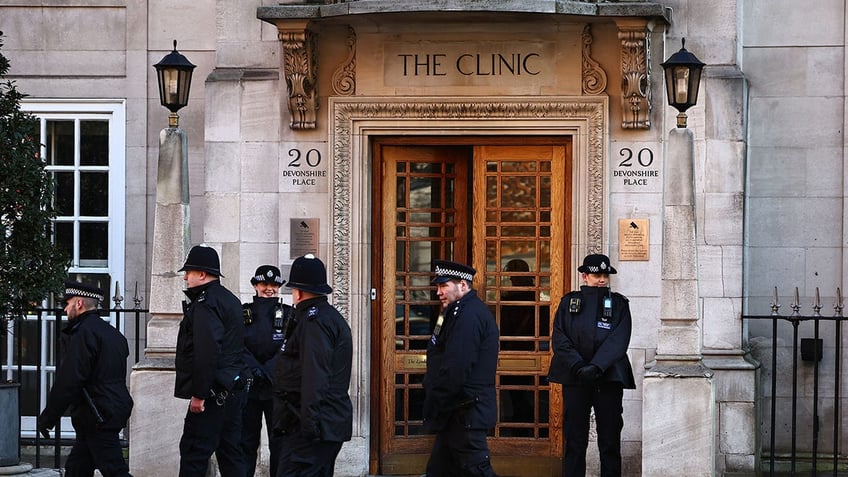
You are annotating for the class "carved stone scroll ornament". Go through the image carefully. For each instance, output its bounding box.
[279,27,318,129]
[581,24,608,96]
[331,27,356,96]
[617,20,654,129]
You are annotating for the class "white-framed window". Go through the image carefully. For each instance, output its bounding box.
[8,99,126,437]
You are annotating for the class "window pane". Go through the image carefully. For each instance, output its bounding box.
[46,120,74,166]
[53,172,74,216]
[502,176,536,208]
[80,120,109,166]
[80,172,108,216]
[54,222,73,257]
[79,222,108,264]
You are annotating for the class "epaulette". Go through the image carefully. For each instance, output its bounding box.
[611,291,629,303]
[306,306,319,320]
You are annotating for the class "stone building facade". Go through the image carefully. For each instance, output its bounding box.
[0,0,845,476]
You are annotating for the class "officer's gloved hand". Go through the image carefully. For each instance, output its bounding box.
[577,364,602,384]
[252,367,269,385]
[36,413,52,440]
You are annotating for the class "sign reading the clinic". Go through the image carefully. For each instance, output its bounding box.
[384,41,555,87]
[280,143,328,193]
[611,145,660,191]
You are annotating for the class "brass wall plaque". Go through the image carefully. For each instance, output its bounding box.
[290,218,319,259]
[619,218,649,261]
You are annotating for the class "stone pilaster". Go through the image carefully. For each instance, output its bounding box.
[128,127,190,476]
[642,128,716,477]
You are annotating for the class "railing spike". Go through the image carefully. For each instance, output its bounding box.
[790,286,801,317]
[812,287,822,316]
[770,286,782,315]
[112,281,124,309]
[133,281,144,309]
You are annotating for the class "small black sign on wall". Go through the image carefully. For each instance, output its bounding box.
[800,338,823,362]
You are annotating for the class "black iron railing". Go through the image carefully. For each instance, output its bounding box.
[744,286,845,477]
[2,286,147,469]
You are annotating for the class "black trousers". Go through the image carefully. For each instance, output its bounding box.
[178,389,246,477]
[562,383,624,477]
[425,414,497,477]
[276,432,343,477]
[64,423,131,477]
[242,395,281,477]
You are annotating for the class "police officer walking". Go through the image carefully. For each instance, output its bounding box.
[423,260,499,477]
[548,254,636,477]
[175,245,247,477]
[38,281,134,477]
[273,254,352,477]
[241,265,293,477]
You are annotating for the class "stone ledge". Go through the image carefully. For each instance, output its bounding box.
[257,0,671,23]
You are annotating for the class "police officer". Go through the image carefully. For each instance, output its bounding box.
[175,245,247,477]
[273,254,352,477]
[241,265,293,477]
[38,281,134,477]
[423,260,499,477]
[548,254,636,477]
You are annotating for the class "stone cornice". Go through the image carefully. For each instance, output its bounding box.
[258,1,671,23]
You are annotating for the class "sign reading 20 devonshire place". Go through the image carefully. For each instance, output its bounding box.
[280,143,329,193]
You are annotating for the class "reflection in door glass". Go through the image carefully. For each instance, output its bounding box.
[483,154,554,438]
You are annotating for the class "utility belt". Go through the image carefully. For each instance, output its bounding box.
[210,387,229,407]
[209,374,248,406]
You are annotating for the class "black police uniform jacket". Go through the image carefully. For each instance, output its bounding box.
[423,289,499,432]
[548,286,636,388]
[175,279,245,399]
[39,309,133,431]
[273,295,353,442]
[243,296,293,400]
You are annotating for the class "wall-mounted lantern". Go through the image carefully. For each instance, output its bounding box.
[154,40,196,128]
[661,39,705,128]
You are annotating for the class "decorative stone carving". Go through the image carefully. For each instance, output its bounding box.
[617,19,654,129]
[331,27,356,96]
[328,98,607,316]
[278,25,318,129]
[581,24,607,96]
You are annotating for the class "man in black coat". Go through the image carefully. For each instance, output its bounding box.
[548,254,636,477]
[423,260,499,477]
[241,264,293,477]
[174,245,246,477]
[38,281,133,477]
[273,254,352,477]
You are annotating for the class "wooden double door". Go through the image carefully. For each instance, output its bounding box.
[370,137,574,476]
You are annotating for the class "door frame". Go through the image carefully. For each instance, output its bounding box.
[323,96,609,473]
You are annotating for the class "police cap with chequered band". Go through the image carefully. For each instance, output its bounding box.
[251,265,285,286]
[431,259,476,284]
[63,281,105,303]
[577,253,617,274]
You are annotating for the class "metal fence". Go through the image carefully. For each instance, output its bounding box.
[744,287,845,476]
[2,287,147,469]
